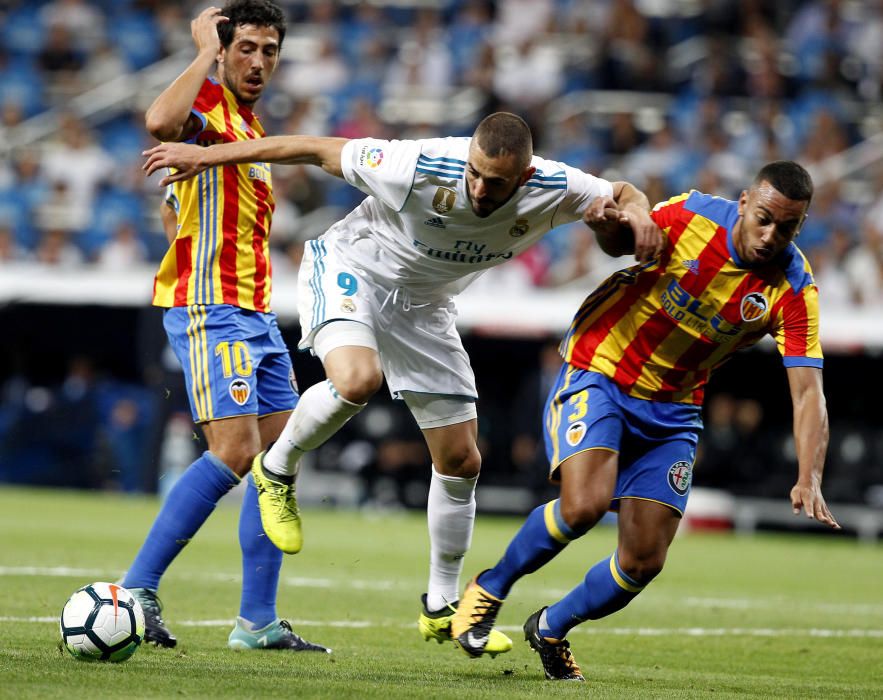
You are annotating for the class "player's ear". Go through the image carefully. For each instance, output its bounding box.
[519,166,536,186]
[737,189,749,215]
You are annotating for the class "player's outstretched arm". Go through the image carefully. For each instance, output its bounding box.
[786,365,840,529]
[145,7,228,142]
[584,181,663,263]
[612,181,664,263]
[143,136,349,186]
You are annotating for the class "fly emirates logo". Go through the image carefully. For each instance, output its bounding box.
[412,238,514,264]
[659,278,742,342]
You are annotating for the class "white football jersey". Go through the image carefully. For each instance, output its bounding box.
[326,136,613,302]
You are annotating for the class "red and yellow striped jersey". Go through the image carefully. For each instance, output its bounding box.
[561,191,823,405]
[153,78,275,312]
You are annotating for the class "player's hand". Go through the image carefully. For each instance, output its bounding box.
[582,196,625,235]
[143,143,208,185]
[621,204,664,264]
[191,6,228,56]
[790,479,840,529]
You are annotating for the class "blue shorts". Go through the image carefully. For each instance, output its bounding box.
[544,366,703,515]
[164,305,297,424]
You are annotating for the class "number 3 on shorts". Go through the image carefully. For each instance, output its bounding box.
[567,390,588,422]
[337,272,358,296]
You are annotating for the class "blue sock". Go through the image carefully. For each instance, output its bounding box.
[238,474,282,628]
[123,452,239,591]
[543,551,644,639]
[478,500,577,599]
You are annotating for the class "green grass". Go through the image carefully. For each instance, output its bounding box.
[0,486,881,698]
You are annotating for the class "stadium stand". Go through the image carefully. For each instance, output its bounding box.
[0,0,881,526]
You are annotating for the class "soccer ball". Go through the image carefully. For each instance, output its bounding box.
[60,582,145,662]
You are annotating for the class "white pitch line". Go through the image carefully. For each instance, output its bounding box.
[4,616,882,638]
[4,566,883,617]
[0,566,104,578]
[0,566,404,592]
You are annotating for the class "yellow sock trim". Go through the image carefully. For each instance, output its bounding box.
[609,555,644,593]
[543,501,572,544]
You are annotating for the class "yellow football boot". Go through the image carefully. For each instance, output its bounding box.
[251,451,302,554]
[450,575,513,658]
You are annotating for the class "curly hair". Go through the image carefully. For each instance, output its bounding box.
[218,0,286,48]
[754,161,814,203]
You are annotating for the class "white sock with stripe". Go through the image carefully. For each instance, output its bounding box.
[426,465,477,612]
[263,380,365,478]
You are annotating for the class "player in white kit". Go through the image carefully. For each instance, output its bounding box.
[144,113,662,655]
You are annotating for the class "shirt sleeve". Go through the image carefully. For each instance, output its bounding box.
[550,162,614,226]
[187,79,224,144]
[772,283,824,368]
[340,138,421,211]
[650,192,691,240]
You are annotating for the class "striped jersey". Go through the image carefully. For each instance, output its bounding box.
[329,136,613,301]
[152,78,275,312]
[561,191,823,405]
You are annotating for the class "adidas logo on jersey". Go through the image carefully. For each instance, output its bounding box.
[424,217,446,228]
[682,259,700,274]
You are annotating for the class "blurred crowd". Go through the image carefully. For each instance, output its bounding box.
[0,355,159,491]
[0,0,882,309]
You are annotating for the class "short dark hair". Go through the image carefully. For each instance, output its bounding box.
[218,0,286,48]
[753,160,814,202]
[473,112,533,169]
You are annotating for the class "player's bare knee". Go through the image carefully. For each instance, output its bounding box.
[330,366,383,404]
[212,445,256,477]
[559,496,607,534]
[617,550,666,585]
[436,444,481,479]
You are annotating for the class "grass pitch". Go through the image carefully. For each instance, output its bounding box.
[0,486,881,699]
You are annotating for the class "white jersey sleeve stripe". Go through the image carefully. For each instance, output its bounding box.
[416,166,464,179]
[529,172,566,181]
[417,154,467,166]
[526,182,567,189]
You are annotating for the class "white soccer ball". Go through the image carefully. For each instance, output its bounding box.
[60,582,145,662]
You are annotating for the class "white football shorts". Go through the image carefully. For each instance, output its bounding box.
[297,238,479,403]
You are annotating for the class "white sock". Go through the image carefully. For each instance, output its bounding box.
[426,465,477,612]
[264,380,365,478]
